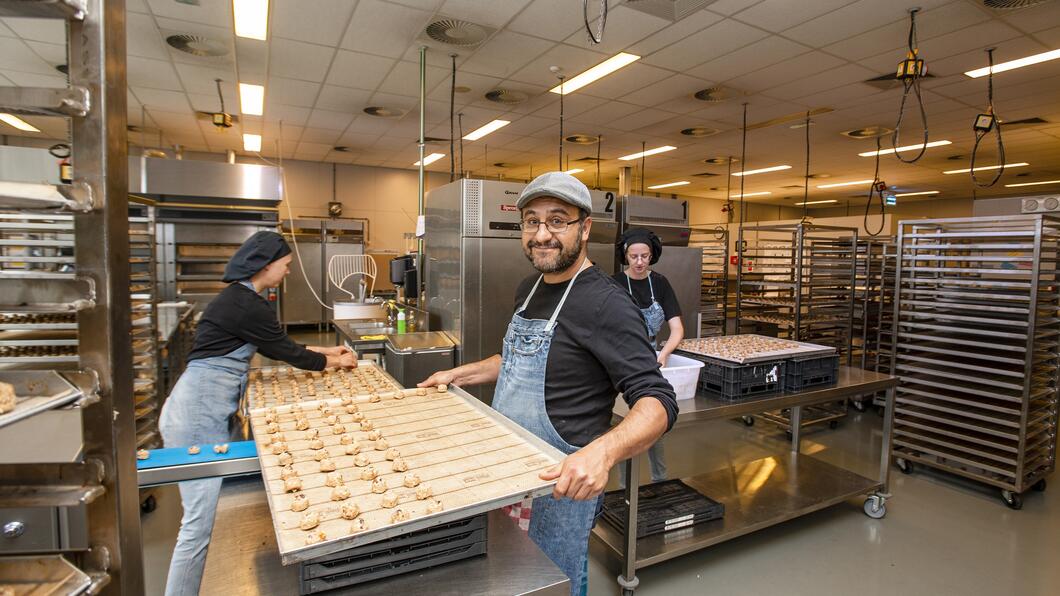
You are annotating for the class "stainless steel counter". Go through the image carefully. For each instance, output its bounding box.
[201,476,569,595]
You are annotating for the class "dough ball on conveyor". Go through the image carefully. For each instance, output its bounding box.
[324,472,344,488]
[339,502,360,520]
[291,493,309,512]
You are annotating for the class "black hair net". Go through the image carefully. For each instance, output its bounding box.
[222,231,292,282]
[617,228,663,266]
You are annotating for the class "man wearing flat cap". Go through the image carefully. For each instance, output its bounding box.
[421,173,677,595]
[159,231,357,596]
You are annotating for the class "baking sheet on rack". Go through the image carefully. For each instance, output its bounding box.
[0,370,83,430]
[677,334,836,364]
[0,554,92,595]
[250,384,565,565]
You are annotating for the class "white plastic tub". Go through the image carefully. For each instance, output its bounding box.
[659,352,704,401]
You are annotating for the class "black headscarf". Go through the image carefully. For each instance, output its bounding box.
[222,231,292,282]
[617,228,662,265]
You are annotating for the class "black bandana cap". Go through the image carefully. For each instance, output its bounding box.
[222,231,292,282]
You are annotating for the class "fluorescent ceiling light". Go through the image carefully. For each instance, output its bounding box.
[894,190,940,197]
[0,113,40,132]
[965,49,1060,78]
[795,199,838,206]
[943,162,1028,175]
[859,140,951,157]
[233,0,269,40]
[1005,179,1060,188]
[549,52,640,95]
[732,165,791,177]
[816,179,874,189]
[647,181,690,190]
[733,191,771,198]
[463,119,510,141]
[239,83,264,116]
[415,153,445,166]
[564,168,584,175]
[242,133,261,152]
[618,145,676,161]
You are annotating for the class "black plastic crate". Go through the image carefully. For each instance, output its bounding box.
[676,351,786,401]
[299,514,487,594]
[601,480,725,539]
[784,354,839,391]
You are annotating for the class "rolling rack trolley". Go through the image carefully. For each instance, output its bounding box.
[689,226,729,338]
[0,0,144,592]
[851,236,895,411]
[891,215,1060,510]
[736,223,857,433]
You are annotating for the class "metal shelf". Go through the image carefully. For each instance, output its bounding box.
[689,226,729,338]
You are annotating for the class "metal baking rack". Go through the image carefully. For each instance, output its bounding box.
[689,226,729,338]
[129,199,162,449]
[0,1,143,591]
[851,237,895,411]
[890,214,1060,509]
[735,223,858,432]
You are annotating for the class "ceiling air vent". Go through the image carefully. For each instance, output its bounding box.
[485,89,529,104]
[841,125,893,139]
[1003,116,1049,128]
[363,106,406,118]
[693,87,732,102]
[692,172,719,177]
[424,136,450,145]
[681,127,720,137]
[166,34,229,57]
[492,162,516,168]
[423,18,493,47]
[626,0,718,22]
[703,157,737,165]
[983,0,1052,9]
[565,134,599,144]
[575,156,603,162]
[863,71,935,91]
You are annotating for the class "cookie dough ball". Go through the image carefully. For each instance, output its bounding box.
[381,493,399,508]
[391,458,409,473]
[350,518,369,534]
[305,428,319,440]
[278,452,294,466]
[403,473,421,488]
[416,388,428,397]
[371,477,387,494]
[415,484,433,500]
[436,384,448,393]
[374,438,389,451]
[291,493,309,512]
[308,439,325,450]
[353,454,370,467]
[360,467,378,481]
[305,531,326,545]
[270,433,286,445]
[280,465,298,480]
[270,442,288,456]
[332,424,346,435]
[213,443,229,454]
[312,450,328,462]
[349,412,365,422]
[344,404,359,414]
[368,394,381,403]
[340,502,360,520]
[426,499,444,514]
[136,449,149,460]
[392,391,405,401]
[187,445,201,455]
[340,396,353,406]
[359,420,375,431]
[324,472,344,488]
[385,448,401,461]
[367,430,382,441]
[325,415,338,425]
[284,477,303,493]
[390,509,410,523]
[340,434,356,446]
[319,458,336,472]
[295,418,310,431]
[266,422,280,434]
[331,485,351,501]
[344,443,361,456]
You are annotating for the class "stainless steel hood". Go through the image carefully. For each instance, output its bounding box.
[128,157,282,203]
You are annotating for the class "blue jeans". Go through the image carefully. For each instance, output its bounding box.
[618,439,668,488]
[158,343,255,596]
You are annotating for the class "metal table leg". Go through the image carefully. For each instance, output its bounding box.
[789,405,802,452]
[618,454,641,595]
[864,385,895,518]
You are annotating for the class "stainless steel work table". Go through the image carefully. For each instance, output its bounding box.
[200,475,570,595]
[594,367,898,595]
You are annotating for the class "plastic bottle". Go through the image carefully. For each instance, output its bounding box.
[396,309,406,334]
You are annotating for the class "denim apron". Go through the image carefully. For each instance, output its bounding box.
[493,258,600,596]
[158,282,259,596]
[626,272,666,344]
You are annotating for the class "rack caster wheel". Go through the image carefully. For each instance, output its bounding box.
[1032,479,1047,492]
[863,496,886,519]
[742,416,754,427]
[1001,490,1023,510]
[140,495,157,514]
[896,458,914,475]
[852,400,866,412]
[828,420,839,430]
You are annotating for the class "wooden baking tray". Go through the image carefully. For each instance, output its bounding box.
[249,385,565,565]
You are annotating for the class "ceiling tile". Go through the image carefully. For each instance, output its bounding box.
[128,56,184,91]
[173,62,238,95]
[734,0,857,31]
[0,37,56,75]
[273,0,358,47]
[999,1,1060,34]
[688,36,811,83]
[1,70,67,87]
[644,19,769,72]
[566,101,642,126]
[340,0,433,59]
[1,16,64,44]
[619,73,710,107]
[146,0,231,27]
[299,128,343,144]
[782,0,949,47]
[263,103,311,127]
[563,5,671,55]
[270,38,335,83]
[126,12,170,60]
[0,21,14,38]
[725,51,845,93]
[267,76,321,107]
[316,85,373,112]
[306,109,355,131]
[375,60,450,98]
[326,50,395,90]
[427,71,502,102]
[439,0,533,28]
[764,63,877,100]
[508,44,608,88]
[625,9,724,58]
[578,61,673,100]
[459,31,555,79]
[23,41,65,68]
[347,115,400,136]
[133,87,192,112]
[706,0,767,16]
[507,0,591,41]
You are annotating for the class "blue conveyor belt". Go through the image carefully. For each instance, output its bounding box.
[136,440,258,470]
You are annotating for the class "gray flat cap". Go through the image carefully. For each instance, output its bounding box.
[517,171,593,214]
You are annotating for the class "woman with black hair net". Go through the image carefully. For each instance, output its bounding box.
[614,228,684,485]
[158,231,357,596]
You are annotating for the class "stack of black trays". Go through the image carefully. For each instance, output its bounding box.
[601,480,725,538]
[299,514,487,594]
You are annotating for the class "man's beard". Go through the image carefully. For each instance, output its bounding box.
[524,225,584,274]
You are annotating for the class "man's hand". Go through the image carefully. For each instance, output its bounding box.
[539,443,612,501]
[327,351,358,369]
[318,345,352,357]
[417,368,457,388]
[656,352,669,368]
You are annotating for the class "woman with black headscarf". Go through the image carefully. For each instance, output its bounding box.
[158,231,357,596]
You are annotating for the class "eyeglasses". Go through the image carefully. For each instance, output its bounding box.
[519,217,583,234]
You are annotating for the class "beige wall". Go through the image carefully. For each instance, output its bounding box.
[811,197,974,229]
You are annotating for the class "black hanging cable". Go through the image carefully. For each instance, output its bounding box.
[583,0,607,45]
[558,76,565,171]
[458,112,464,179]
[801,112,811,223]
[971,48,1006,188]
[640,141,646,195]
[725,154,734,224]
[449,55,456,182]
[739,103,748,231]
[215,78,225,113]
[892,9,930,164]
[595,134,601,189]
[864,136,886,237]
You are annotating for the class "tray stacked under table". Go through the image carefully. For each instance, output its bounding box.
[247,384,564,564]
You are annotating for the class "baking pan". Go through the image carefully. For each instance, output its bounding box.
[0,370,84,430]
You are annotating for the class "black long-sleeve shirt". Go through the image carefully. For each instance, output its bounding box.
[188,283,326,370]
[513,266,678,447]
